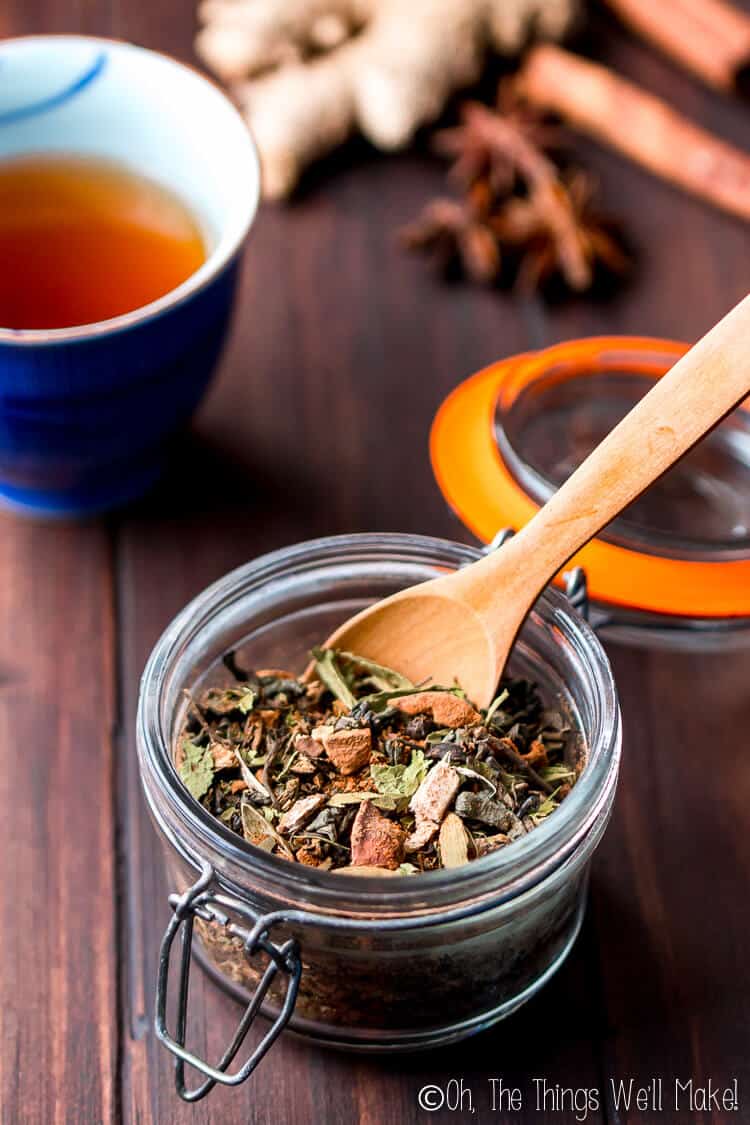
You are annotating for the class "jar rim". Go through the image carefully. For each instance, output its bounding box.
[494,341,750,561]
[137,532,621,916]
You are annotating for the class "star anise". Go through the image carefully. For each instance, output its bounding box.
[433,85,562,197]
[400,184,501,284]
[492,172,630,292]
[402,83,630,296]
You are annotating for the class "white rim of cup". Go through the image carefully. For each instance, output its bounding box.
[0,35,261,347]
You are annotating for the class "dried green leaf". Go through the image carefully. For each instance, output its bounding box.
[178,740,215,800]
[538,764,576,783]
[241,798,295,859]
[455,765,497,795]
[336,650,414,692]
[425,728,452,744]
[485,688,509,726]
[533,787,562,820]
[370,749,428,798]
[328,791,402,811]
[238,689,257,714]
[310,648,356,710]
[233,748,272,801]
[353,687,420,714]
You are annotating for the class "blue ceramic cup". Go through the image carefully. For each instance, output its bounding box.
[0,36,260,517]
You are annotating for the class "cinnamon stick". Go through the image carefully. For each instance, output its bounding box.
[604,0,750,95]
[515,44,750,223]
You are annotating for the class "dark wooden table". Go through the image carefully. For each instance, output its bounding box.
[4,4,750,1123]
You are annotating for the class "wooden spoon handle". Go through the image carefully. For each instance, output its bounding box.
[454,292,750,627]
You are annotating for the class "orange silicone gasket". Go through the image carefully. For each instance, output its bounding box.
[430,336,750,619]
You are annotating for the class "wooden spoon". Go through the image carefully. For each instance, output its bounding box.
[320,294,750,707]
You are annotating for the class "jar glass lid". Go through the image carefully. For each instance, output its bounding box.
[430,337,750,647]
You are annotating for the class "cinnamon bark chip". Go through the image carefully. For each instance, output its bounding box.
[295,734,327,759]
[406,759,462,851]
[290,754,318,775]
[405,819,439,854]
[209,741,237,771]
[311,723,335,747]
[321,727,373,775]
[350,801,406,870]
[410,759,461,823]
[395,692,481,729]
[278,794,327,835]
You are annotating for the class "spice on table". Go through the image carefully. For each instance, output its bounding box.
[402,88,629,294]
[175,648,581,873]
[603,0,750,98]
[515,44,750,224]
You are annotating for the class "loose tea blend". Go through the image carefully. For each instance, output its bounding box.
[176,648,580,873]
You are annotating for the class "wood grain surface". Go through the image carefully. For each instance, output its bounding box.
[3,2,750,1122]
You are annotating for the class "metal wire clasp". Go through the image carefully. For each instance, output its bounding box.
[154,861,301,1103]
[484,527,590,621]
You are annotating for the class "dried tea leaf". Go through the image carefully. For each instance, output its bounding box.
[455,791,513,831]
[370,749,428,799]
[353,686,428,715]
[241,799,275,845]
[238,689,257,714]
[233,748,272,801]
[455,765,497,795]
[336,651,414,692]
[485,688,509,726]
[310,648,356,709]
[439,812,469,868]
[203,686,256,715]
[178,741,215,800]
[425,728,452,744]
[241,798,295,859]
[538,764,577,783]
[533,787,562,820]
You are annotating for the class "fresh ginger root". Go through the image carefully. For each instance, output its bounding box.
[196,0,579,198]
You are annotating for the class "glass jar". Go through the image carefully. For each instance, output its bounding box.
[137,533,621,1102]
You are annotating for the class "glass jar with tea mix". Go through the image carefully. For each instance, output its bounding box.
[137,534,621,1100]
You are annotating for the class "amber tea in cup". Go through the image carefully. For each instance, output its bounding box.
[0,155,207,330]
